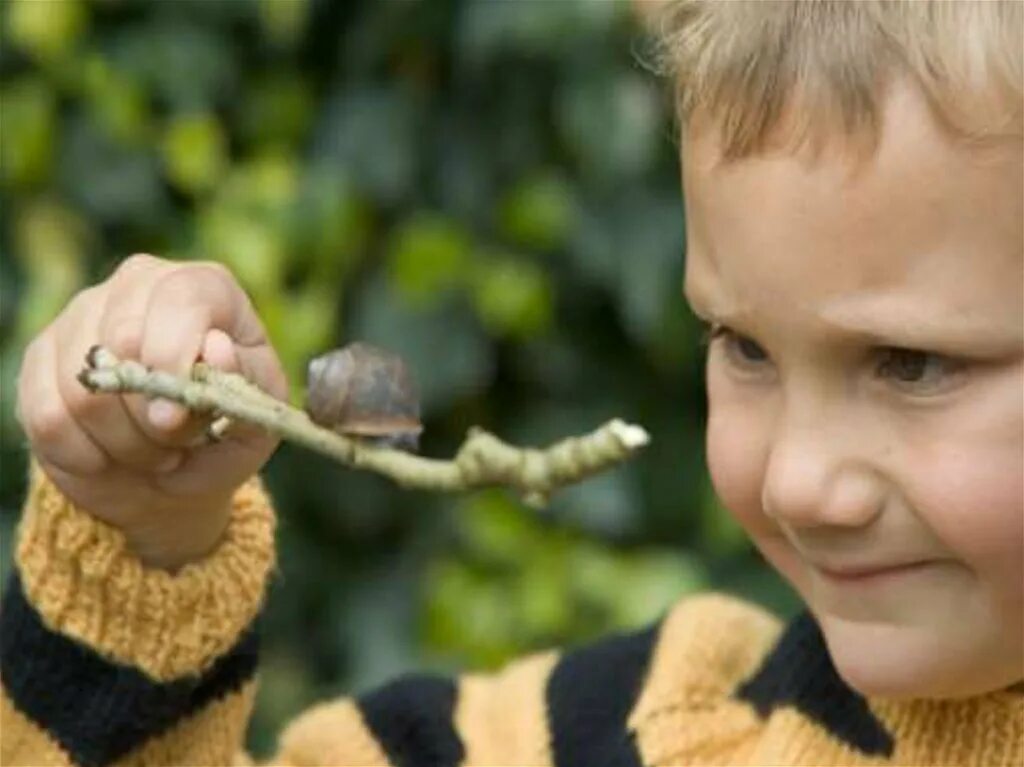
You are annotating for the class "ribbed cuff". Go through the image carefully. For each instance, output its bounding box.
[14,457,276,682]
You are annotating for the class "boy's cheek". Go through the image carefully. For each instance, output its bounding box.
[705,405,772,536]
[907,441,1024,597]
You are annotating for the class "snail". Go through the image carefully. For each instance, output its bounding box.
[304,342,423,451]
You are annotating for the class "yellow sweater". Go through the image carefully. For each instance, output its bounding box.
[1,461,1022,767]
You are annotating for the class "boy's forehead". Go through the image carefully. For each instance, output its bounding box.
[682,76,1023,182]
[680,81,1022,336]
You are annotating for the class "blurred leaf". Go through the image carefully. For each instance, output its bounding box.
[567,190,684,349]
[553,467,641,539]
[1,343,28,448]
[239,73,314,150]
[251,648,316,742]
[455,490,543,568]
[0,257,18,338]
[338,558,424,693]
[59,114,167,225]
[80,55,151,145]
[12,201,88,342]
[514,549,572,636]
[161,113,228,195]
[470,256,553,340]
[0,78,56,189]
[258,0,310,49]
[311,87,420,204]
[558,71,661,184]
[613,192,685,346]
[597,550,707,627]
[458,0,624,64]
[432,117,493,222]
[497,173,576,252]
[426,560,518,668]
[197,154,299,293]
[387,214,472,308]
[292,172,371,284]
[217,154,300,216]
[6,0,88,63]
[198,208,284,297]
[108,19,236,110]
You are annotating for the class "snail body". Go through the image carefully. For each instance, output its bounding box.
[305,342,423,451]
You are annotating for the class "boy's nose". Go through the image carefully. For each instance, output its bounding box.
[760,417,885,530]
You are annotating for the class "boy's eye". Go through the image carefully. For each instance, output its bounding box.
[733,334,767,362]
[698,322,769,366]
[876,348,963,393]
[697,322,966,395]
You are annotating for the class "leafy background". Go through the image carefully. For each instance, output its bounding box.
[0,0,800,755]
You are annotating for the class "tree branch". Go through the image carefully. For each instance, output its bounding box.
[78,345,650,508]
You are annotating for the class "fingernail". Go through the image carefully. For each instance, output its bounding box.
[148,399,185,430]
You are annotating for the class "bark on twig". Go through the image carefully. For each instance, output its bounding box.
[78,346,650,508]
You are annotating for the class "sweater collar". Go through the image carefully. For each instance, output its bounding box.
[734,609,1024,760]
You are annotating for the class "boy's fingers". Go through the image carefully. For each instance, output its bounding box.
[140,263,268,379]
[140,262,287,406]
[99,258,284,450]
[56,290,185,473]
[97,257,201,446]
[19,332,110,477]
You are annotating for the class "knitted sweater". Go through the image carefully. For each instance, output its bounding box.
[1,461,1021,767]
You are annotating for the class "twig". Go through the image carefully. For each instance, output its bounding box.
[77,346,650,508]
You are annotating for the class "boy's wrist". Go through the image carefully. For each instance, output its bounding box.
[124,501,234,572]
[16,459,276,680]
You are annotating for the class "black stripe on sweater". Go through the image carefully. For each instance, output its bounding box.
[0,570,260,767]
[734,609,894,757]
[356,673,464,767]
[545,620,661,767]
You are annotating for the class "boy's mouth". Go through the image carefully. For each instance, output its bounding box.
[814,560,938,584]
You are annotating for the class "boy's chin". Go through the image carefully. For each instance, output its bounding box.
[815,613,1009,701]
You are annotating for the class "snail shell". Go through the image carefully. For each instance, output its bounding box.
[305,342,423,451]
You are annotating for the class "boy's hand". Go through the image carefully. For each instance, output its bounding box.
[15,254,289,571]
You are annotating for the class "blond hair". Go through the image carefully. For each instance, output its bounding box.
[650,0,1023,157]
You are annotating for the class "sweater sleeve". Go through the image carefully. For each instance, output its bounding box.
[270,616,670,766]
[267,592,782,767]
[0,457,275,767]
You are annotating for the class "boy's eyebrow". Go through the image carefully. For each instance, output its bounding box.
[684,284,1023,354]
[823,296,1024,350]
[819,304,1023,354]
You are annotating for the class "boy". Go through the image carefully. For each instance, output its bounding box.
[2,1,1021,765]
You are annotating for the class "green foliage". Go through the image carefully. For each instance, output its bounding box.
[471,256,552,339]
[0,0,801,755]
[7,0,88,64]
[497,173,575,252]
[0,77,56,187]
[161,113,228,194]
[388,214,472,307]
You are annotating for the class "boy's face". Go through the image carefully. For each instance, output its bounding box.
[682,80,1023,700]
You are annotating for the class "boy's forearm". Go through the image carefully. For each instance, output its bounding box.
[0,458,276,767]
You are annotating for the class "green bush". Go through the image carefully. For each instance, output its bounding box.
[0,0,800,754]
